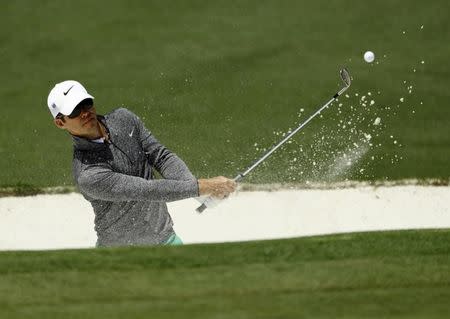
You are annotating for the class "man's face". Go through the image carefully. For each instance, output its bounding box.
[54,102,100,138]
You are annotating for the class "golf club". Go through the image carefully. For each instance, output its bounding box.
[196,68,352,213]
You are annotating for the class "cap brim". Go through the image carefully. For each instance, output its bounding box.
[59,92,95,116]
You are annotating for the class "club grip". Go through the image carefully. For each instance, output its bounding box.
[196,203,208,213]
[195,174,243,213]
[195,196,216,213]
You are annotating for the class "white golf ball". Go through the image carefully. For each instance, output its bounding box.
[364,51,375,63]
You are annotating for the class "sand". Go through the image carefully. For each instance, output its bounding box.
[0,185,449,250]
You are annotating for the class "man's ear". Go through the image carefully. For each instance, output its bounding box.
[54,118,66,129]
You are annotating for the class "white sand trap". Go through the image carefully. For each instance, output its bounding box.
[0,185,449,250]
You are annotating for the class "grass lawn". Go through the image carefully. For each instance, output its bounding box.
[0,229,449,318]
[0,0,449,188]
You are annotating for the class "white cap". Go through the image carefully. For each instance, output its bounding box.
[47,80,94,118]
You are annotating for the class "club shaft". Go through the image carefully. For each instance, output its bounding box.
[237,88,348,180]
[196,69,351,213]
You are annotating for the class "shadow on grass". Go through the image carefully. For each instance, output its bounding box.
[0,183,74,197]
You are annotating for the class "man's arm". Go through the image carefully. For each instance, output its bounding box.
[149,147,196,181]
[133,111,195,181]
[77,162,199,202]
[123,109,237,199]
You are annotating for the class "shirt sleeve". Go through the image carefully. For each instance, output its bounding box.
[133,112,197,182]
[77,162,199,202]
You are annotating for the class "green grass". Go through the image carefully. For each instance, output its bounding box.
[0,0,449,187]
[0,229,449,318]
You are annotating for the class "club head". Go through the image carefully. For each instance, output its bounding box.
[340,68,351,87]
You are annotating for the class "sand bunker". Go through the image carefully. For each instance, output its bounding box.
[0,185,449,250]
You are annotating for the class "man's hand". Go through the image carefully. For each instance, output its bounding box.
[198,176,237,199]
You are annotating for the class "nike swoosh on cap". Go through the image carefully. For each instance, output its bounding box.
[63,85,74,96]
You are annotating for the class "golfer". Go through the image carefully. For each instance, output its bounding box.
[47,80,236,247]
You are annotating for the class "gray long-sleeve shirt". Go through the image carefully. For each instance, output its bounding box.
[72,108,199,247]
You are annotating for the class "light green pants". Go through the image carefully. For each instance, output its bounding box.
[164,234,183,246]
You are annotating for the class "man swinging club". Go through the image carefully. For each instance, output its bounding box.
[47,80,236,247]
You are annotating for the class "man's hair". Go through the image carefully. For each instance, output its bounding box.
[55,113,65,122]
[55,98,94,122]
